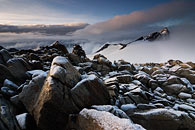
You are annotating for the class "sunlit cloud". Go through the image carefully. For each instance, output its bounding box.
[74,0,195,41]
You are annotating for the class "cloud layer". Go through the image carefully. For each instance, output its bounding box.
[0,23,88,35]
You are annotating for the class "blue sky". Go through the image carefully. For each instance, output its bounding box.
[0,0,172,24]
[39,0,172,21]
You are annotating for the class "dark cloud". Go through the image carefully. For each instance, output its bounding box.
[0,23,89,35]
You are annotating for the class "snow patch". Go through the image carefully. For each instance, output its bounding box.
[52,56,69,66]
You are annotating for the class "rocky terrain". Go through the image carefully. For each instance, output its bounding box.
[0,41,195,130]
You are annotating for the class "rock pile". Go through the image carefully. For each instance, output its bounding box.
[0,41,195,130]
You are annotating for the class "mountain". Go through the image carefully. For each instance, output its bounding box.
[96,27,170,53]
[89,27,193,63]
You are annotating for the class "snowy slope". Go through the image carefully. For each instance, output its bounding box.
[88,40,195,63]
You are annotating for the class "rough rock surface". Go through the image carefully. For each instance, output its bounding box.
[131,108,195,130]
[0,40,195,130]
[32,56,110,130]
[77,108,145,130]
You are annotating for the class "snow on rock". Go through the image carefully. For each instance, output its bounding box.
[78,108,145,130]
[50,56,81,87]
[16,113,28,129]
[73,74,97,89]
[51,56,69,66]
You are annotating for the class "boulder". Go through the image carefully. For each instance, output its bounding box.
[19,72,47,114]
[0,49,13,65]
[7,58,31,82]
[50,41,69,54]
[131,108,195,130]
[67,53,83,65]
[71,75,110,109]
[175,68,195,84]
[0,64,16,87]
[76,108,145,130]
[32,56,109,130]
[72,44,86,58]
[161,84,188,95]
[91,105,129,119]
[93,54,112,67]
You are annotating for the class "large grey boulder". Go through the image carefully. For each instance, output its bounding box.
[7,58,31,83]
[31,56,109,130]
[19,72,47,114]
[131,108,195,130]
[75,108,145,130]
[0,49,13,65]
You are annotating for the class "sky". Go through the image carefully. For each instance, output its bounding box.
[0,0,194,54]
[0,0,172,25]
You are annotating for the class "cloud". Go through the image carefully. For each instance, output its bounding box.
[0,23,88,35]
[74,0,195,41]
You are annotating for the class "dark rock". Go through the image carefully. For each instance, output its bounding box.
[10,95,25,113]
[3,79,19,91]
[0,64,16,87]
[72,44,86,58]
[137,103,157,110]
[67,53,83,64]
[1,87,17,97]
[131,108,195,130]
[28,53,40,60]
[19,73,47,114]
[0,95,21,130]
[7,48,19,52]
[7,57,31,83]
[0,49,13,65]
[161,84,188,95]
[0,45,4,50]
[116,75,133,84]
[50,41,69,54]
[71,75,110,109]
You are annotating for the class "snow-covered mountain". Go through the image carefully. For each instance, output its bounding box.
[88,27,195,63]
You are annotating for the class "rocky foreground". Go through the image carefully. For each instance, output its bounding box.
[0,41,195,130]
